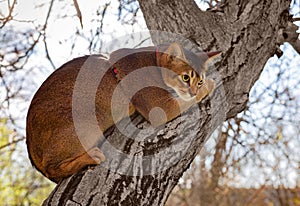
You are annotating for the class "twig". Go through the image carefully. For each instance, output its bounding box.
[244,185,266,206]
[43,0,55,30]
[43,37,56,69]
[293,17,300,22]
[41,0,56,69]
[0,0,17,29]
[279,22,300,55]
[0,136,25,150]
[73,0,83,28]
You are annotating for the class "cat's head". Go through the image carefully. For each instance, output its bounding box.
[158,43,220,101]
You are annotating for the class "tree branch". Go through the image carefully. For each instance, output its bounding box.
[293,17,300,22]
[73,0,83,28]
[0,136,24,151]
[278,21,300,54]
[0,0,17,29]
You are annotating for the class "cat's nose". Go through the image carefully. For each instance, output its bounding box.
[189,86,198,97]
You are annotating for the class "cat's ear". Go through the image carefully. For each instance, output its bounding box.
[206,51,222,59]
[197,51,221,60]
[165,43,187,61]
[204,51,222,70]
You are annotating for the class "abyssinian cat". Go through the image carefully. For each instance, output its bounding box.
[26,43,220,183]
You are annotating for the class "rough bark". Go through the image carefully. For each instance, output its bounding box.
[44,0,297,205]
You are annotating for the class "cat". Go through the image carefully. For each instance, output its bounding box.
[26,42,220,183]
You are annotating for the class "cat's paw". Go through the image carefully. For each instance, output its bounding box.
[149,107,167,128]
[87,147,106,164]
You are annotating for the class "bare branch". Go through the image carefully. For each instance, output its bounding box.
[0,136,25,151]
[279,22,300,54]
[293,17,300,22]
[289,38,300,54]
[43,37,56,70]
[0,0,17,29]
[73,0,83,28]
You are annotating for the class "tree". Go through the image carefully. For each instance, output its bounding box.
[43,0,300,205]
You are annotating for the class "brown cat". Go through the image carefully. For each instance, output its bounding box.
[26,43,220,183]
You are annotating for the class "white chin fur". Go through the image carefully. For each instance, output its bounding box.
[177,91,195,101]
[181,95,196,101]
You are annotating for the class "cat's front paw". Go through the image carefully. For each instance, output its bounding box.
[149,106,167,128]
[87,147,106,164]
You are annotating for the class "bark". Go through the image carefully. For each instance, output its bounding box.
[44,0,296,205]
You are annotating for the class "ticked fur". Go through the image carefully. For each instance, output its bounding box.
[26,42,220,183]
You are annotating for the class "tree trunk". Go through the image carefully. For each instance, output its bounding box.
[44,0,296,205]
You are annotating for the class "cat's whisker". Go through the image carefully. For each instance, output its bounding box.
[203,82,209,94]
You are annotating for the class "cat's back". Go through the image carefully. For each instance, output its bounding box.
[29,55,109,110]
[26,55,111,131]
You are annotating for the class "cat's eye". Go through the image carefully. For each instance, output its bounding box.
[182,74,190,82]
[198,79,203,86]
